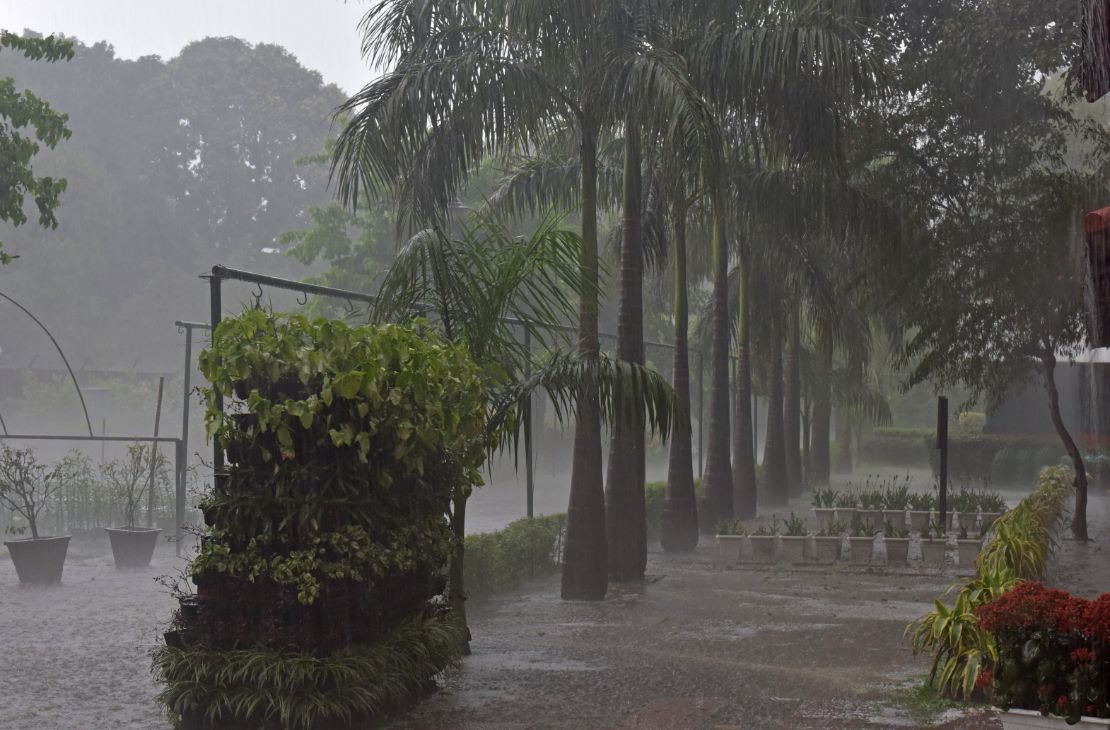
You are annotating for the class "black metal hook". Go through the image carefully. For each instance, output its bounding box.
[296,291,309,306]
[252,283,264,310]
[345,297,356,314]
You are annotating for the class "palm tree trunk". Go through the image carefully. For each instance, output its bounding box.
[663,197,698,552]
[761,326,788,506]
[448,489,471,654]
[812,317,833,487]
[732,247,757,519]
[833,408,853,474]
[784,305,802,497]
[605,122,646,580]
[562,125,608,601]
[1041,350,1089,540]
[699,170,733,530]
[801,396,812,485]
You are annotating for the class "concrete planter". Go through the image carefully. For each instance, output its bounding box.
[881,510,907,530]
[715,535,745,564]
[980,511,1003,532]
[748,535,777,563]
[856,509,882,527]
[106,527,161,569]
[813,507,835,529]
[885,537,910,565]
[999,708,1110,729]
[921,538,947,566]
[4,535,71,584]
[908,510,932,533]
[847,536,874,565]
[812,536,841,564]
[957,538,982,568]
[834,507,856,525]
[779,535,806,563]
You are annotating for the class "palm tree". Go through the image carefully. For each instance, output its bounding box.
[369,211,674,643]
[331,0,652,600]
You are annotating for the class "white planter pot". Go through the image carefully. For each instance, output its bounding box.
[856,509,882,527]
[885,537,910,565]
[813,507,835,529]
[881,510,907,530]
[811,536,841,564]
[847,536,874,565]
[907,510,932,532]
[834,507,856,525]
[921,539,947,566]
[999,708,1110,729]
[748,535,777,563]
[957,538,982,568]
[779,535,806,563]
[715,535,745,564]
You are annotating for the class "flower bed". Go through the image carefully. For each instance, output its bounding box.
[979,582,1110,722]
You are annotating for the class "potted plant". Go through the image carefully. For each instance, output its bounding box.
[812,521,844,564]
[747,523,778,563]
[811,488,838,529]
[907,492,934,532]
[881,477,911,529]
[0,447,70,584]
[847,518,876,565]
[833,490,858,526]
[955,525,981,568]
[857,489,884,528]
[101,444,166,569]
[919,521,947,567]
[779,513,807,563]
[715,519,745,564]
[976,491,1007,533]
[882,521,911,565]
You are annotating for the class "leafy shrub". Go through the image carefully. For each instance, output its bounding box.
[909,467,1072,699]
[925,434,1063,487]
[645,481,666,541]
[956,412,986,436]
[464,514,566,600]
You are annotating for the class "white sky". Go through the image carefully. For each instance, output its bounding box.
[3,0,374,93]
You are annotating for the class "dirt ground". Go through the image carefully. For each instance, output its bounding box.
[0,476,1105,729]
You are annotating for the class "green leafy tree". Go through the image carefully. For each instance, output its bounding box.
[0,31,73,263]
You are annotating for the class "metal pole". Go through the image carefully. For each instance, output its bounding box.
[209,273,224,483]
[937,396,949,531]
[524,329,534,519]
[147,377,165,528]
[175,439,185,557]
[178,326,193,557]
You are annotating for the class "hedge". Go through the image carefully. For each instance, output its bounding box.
[464,514,566,600]
[860,427,933,466]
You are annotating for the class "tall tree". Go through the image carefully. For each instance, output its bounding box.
[0,32,72,264]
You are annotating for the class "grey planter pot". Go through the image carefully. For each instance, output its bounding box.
[715,535,745,565]
[921,538,947,566]
[847,536,874,565]
[885,537,910,565]
[957,538,982,568]
[881,510,907,530]
[834,507,856,525]
[856,509,882,528]
[908,510,932,533]
[812,508,835,529]
[106,527,161,569]
[748,535,777,563]
[812,536,841,564]
[5,535,71,584]
[779,535,806,563]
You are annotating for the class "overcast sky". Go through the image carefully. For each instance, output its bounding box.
[4,0,374,93]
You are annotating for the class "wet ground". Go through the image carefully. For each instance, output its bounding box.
[0,471,1105,729]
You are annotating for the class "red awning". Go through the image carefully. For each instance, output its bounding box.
[1086,207,1110,234]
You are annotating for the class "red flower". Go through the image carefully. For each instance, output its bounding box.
[1058,695,1069,710]
[1071,647,1096,664]
[975,670,993,689]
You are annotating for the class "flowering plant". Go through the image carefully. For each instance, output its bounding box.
[977,582,1110,720]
